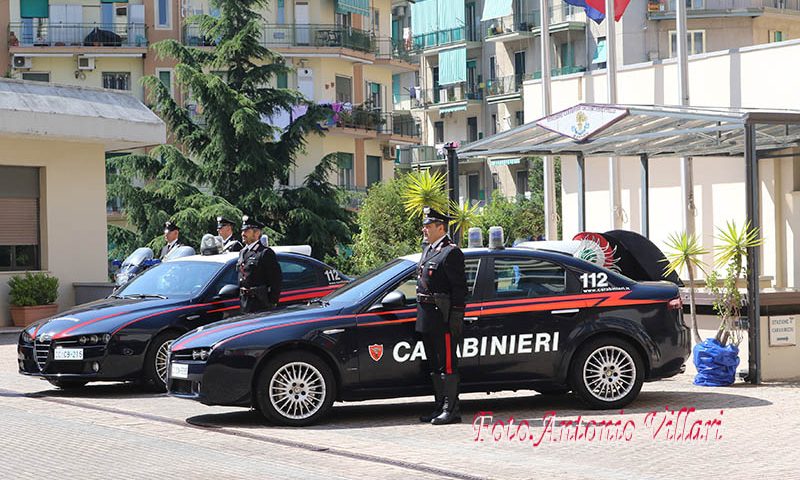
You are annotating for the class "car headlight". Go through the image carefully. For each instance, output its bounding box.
[78,334,112,345]
[192,348,211,361]
[21,331,33,343]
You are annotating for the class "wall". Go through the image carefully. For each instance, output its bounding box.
[0,137,108,327]
[19,56,146,100]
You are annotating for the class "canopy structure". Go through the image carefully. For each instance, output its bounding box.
[458,103,800,384]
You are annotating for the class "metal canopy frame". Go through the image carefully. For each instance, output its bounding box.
[458,103,800,384]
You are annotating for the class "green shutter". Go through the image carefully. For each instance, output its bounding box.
[438,47,467,86]
[277,72,288,88]
[337,152,354,169]
[20,0,49,18]
[481,0,512,21]
[158,70,171,89]
[336,0,369,17]
[392,74,400,104]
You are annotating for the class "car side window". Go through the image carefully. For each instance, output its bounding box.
[384,258,481,308]
[279,260,319,290]
[209,264,238,295]
[491,257,566,300]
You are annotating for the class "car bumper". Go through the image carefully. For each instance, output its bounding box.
[17,343,144,381]
[167,359,253,407]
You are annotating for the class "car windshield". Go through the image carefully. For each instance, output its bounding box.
[116,261,224,298]
[323,259,415,305]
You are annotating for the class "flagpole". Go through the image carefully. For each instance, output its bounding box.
[606,0,621,230]
[676,0,695,239]
[541,0,557,240]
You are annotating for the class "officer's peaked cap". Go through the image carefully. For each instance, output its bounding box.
[164,221,179,232]
[216,216,235,229]
[422,206,452,225]
[241,215,265,230]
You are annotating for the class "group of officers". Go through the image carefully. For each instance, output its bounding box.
[158,206,466,426]
[159,215,282,315]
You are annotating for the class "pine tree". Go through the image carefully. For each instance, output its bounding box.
[108,0,353,257]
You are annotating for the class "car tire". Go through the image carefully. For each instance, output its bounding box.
[255,351,336,427]
[569,336,644,410]
[47,379,88,389]
[141,330,181,392]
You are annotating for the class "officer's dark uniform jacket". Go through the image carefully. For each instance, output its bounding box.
[415,234,467,335]
[221,235,243,253]
[160,240,183,260]
[237,241,282,313]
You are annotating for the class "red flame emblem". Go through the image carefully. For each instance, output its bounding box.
[368,344,384,362]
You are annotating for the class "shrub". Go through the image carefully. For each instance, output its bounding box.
[8,272,59,307]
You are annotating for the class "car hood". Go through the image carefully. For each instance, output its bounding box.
[27,297,192,340]
[171,303,346,351]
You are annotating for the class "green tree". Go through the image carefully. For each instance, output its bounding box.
[475,192,543,245]
[528,156,562,239]
[108,0,351,259]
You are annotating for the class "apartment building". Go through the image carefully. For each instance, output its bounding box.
[2,0,421,216]
[399,0,800,204]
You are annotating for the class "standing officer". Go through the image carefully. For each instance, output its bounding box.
[160,221,182,259]
[416,206,467,425]
[216,216,243,253]
[238,215,282,314]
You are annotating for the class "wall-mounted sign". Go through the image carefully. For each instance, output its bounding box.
[536,104,628,142]
[768,315,796,346]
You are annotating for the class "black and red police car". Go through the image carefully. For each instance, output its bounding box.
[167,238,690,426]
[18,248,349,391]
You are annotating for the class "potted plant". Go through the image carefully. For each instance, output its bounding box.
[8,272,59,327]
[694,220,762,386]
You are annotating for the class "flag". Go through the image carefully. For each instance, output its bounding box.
[563,0,606,24]
[585,0,632,22]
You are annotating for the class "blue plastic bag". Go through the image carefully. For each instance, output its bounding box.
[693,338,740,386]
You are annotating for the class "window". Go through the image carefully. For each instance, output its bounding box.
[468,173,480,203]
[335,75,352,103]
[277,0,285,24]
[491,114,497,135]
[368,82,383,109]
[335,12,352,28]
[669,30,705,57]
[467,116,478,142]
[515,110,524,127]
[276,71,288,89]
[209,264,239,295]
[366,155,382,186]
[592,37,607,68]
[372,9,380,34]
[516,169,529,196]
[337,152,354,188]
[770,30,785,43]
[0,166,40,271]
[491,258,566,300]
[434,121,444,143]
[279,260,319,290]
[103,72,131,90]
[21,72,50,82]
[156,69,173,97]
[155,0,171,28]
[391,258,481,307]
[514,51,526,79]
[489,56,497,80]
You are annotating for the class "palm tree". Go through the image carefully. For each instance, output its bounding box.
[663,232,708,344]
[449,199,481,246]
[401,170,448,218]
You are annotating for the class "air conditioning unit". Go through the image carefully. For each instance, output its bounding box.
[13,56,32,69]
[77,56,95,70]
[382,144,396,160]
[116,6,127,16]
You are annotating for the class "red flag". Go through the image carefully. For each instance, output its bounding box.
[585,0,631,21]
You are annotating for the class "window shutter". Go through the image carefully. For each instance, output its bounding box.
[0,199,39,245]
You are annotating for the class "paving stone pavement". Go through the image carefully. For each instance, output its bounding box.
[1,335,798,480]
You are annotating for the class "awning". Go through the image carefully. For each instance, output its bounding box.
[438,47,466,86]
[489,157,521,166]
[336,0,370,17]
[437,0,465,32]
[440,104,467,114]
[21,0,48,18]
[481,0,513,21]
[592,38,607,64]
[411,0,438,36]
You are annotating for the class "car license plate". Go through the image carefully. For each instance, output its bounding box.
[171,363,189,379]
[53,348,83,361]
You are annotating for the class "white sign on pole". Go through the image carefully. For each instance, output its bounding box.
[536,104,628,142]
[768,315,796,346]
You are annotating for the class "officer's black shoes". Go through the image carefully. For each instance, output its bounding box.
[420,373,445,422]
[431,374,461,425]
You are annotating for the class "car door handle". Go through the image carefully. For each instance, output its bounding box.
[186,314,201,321]
[464,316,479,323]
[550,309,579,315]
[323,328,345,335]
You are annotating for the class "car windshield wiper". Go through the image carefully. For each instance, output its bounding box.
[122,293,168,300]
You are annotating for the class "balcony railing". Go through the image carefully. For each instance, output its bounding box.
[482,13,538,38]
[379,112,421,138]
[647,0,800,13]
[184,24,374,53]
[374,37,417,63]
[529,65,587,79]
[415,82,483,105]
[396,145,443,166]
[9,21,148,47]
[485,74,524,96]
[412,26,480,51]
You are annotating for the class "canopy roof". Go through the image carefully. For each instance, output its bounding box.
[458,103,800,159]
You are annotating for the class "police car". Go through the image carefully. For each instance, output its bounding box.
[167,232,690,426]
[18,247,349,391]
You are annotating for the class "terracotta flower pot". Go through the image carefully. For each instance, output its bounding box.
[9,304,58,328]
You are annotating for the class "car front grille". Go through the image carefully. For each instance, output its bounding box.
[34,340,50,372]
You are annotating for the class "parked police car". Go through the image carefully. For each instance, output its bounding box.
[168,237,690,426]
[18,247,349,391]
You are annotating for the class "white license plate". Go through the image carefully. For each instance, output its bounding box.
[53,348,83,361]
[171,363,189,379]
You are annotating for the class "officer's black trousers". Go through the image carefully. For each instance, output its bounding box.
[240,296,273,314]
[421,320,460,375]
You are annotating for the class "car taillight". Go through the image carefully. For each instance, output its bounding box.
[667,297,683,310]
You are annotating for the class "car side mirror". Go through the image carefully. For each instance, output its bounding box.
[216,283,239,299]
[381,290,406,309]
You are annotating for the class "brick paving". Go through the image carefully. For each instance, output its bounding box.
[2,335,798,479]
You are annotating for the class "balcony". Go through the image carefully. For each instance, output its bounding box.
[374,37,418,70]
[647,0,800,18]
[396,145,444,168]
[9,21,148,48]
[183,24,374,55]
[485,74,524,102]
[411,27,481,54]
[482,13,538,43]
[528,65,587,80]
[413,82,483,111]
[378,112,421,142]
